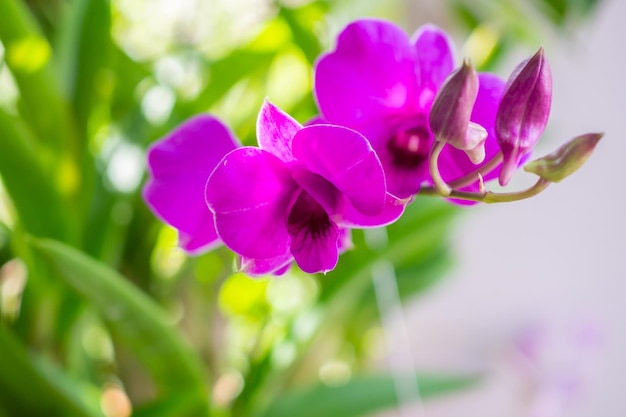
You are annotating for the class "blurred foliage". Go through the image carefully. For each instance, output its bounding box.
[0,0,601,416]
[448,0,602,70]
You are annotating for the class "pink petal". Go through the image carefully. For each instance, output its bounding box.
[143,115,240,253]
[337,228,354,253]
[291,167,342,216]
[257,99,302,162]
[314,19,419,128]
[338,193,407,228]
[412,24,455,95]
[292,124,386,216]
[178,219,218,255]
[240,252,294,276]
[205,147,299,259]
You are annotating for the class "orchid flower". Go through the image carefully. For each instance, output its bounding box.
[143,115,240,254]
[205,100,405,275]
[314,19,506,200]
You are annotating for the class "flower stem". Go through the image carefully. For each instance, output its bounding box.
[429,141,452,196]
[447,152,503,189]
[424,141,551,203]
[420,177,551,203]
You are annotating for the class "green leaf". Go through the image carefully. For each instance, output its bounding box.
[132,391,211,417]
[30,238,211,416]
[255,373,479,417]
[181,50,274,114]
[0,109,73,241]
[0,0,78,154]
[279,2,326,64]
[57,0,111,139]
[54,0,112,222]
[0,327,103,417]
[321,198,458,305]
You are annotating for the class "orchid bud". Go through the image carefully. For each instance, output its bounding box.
[429,59,487,164]
[524,133,602,182]
[496,47,552,186]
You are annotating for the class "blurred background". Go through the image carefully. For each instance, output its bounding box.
[0,0,622,416]
[398,1,625,416]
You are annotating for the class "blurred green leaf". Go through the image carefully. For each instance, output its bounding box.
[255,372,479,417]
[57,0,111,140]
[0,109,73,241]
[0,0,78,154]
[108,45,151,134]
[321,198,458,305]
[451,1,481,29]
[279,2,326,64]
[132,391,212,417]
[30,238,211,416]
[55,0,112,226]
[0,327,103,417]
[181,50,275,114]
[534,0,601,24]
[451,0,602,70]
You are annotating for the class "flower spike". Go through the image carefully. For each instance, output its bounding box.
[496,47,552,186]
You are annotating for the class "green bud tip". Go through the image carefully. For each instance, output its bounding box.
[523,133,603,183]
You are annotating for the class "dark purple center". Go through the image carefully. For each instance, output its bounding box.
[386,124,433,169]
[287,191,333,242]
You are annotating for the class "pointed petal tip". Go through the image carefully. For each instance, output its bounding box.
[523,132,603,183]
[498,157,517,186]
[257,100,302,162]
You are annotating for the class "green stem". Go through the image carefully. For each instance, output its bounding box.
[447,152,503,189]
[425,140,552,203]
[420,177,551,203]
[428,141,452,196]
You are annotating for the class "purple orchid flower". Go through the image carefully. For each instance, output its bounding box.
[314,19,506,200]
[205,100,405,275]
[143,115,240,254]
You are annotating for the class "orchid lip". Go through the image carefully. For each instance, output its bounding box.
[287,191,334,242]
[286,189,340,274]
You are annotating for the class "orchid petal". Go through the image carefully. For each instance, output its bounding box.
[206,147,298,259]
[338,193,407,228]
[143,115,239,253]
[412,24,455,94]
[314,19,419,128]
[292,124,386,216]
[257,99,302,162]
[291,167,341,216]
[240,252,294,276]
[178,219,218,255]
[337,228,354,253]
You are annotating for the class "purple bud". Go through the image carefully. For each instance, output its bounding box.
[496,47,552,186]
[430,59,487,164]
[524,133,602,183]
